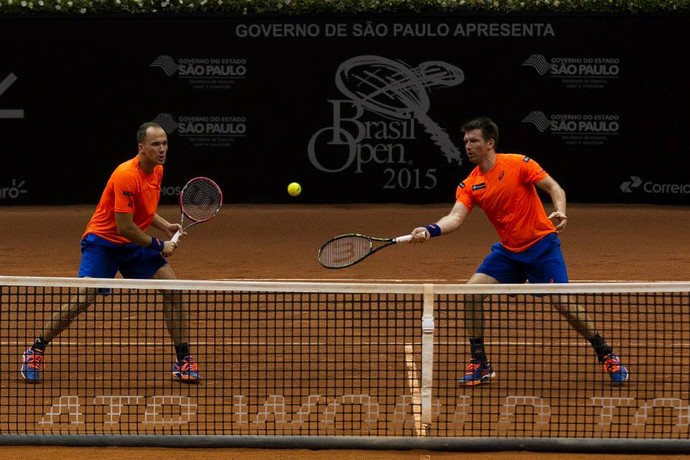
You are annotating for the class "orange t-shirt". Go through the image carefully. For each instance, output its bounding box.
[455,153,556,253]
[82,156,162,244]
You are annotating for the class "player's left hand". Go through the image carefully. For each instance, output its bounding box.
[166,223,184,240]
[410,227,430,243]
[548,211,568,232]
[162,240,178,257]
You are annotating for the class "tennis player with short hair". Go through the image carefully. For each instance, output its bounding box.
[20,122,200,383]
[410,117,629,386]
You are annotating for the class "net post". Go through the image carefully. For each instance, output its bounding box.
[420,283,435,434]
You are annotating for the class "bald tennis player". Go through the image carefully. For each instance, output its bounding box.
[21,122,200,384]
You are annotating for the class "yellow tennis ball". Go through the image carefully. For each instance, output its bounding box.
[287,182,302,197]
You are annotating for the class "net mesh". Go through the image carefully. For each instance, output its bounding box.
[2,277,690,441]
[180,178,222,222]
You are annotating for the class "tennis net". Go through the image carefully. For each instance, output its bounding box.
[1,276,689,449]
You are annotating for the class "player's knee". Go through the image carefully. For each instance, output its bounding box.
[73,288,96,310]
[160,289,183,303]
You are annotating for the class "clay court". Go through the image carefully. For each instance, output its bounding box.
[1,203,689,460]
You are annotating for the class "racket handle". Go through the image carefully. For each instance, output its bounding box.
[395,234,413,243]
[171,229,182,244]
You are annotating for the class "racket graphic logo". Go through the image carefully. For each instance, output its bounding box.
[318,234,411,269]
[336,55,464,164]
[329,238,370,265]
[171,177,223,243]
[330,241,356,265]
[185,184,221,220]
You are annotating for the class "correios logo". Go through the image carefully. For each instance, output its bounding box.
[307,55,463,190]
[619,176,642,193]
[621,176,690,195]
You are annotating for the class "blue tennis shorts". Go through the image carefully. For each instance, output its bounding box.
[476,233,568,284]
[78,233,167,279]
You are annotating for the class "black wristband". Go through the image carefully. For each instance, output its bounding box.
[424,224,442,237]
[148,237,164,252]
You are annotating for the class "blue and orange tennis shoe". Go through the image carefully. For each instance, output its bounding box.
[459,359,495,386]
[21,347,44,383]
[172,355,200,383]
[602,353,629,385]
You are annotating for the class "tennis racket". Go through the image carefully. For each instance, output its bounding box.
[317,233,412,269]
[170,177,223,244]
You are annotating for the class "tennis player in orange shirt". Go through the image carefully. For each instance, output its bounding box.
[410,117,628,386]
[21,122,200,384]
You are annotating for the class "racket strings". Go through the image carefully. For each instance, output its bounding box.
[181,180,222,222]
[319,236,372,268]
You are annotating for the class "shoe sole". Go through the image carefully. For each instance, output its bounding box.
[172,374,201,383]
[459,371,496,386]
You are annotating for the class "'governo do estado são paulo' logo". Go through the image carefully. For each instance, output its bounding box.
[521,54,619,89]
[150,55,247,90]
[153,113,247,149]
[522,111,619,146]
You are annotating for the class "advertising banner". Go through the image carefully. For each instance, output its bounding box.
[0,15,688,205]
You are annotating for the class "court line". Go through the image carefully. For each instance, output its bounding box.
[404,343,424,437]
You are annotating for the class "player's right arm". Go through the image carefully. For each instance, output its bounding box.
[151,213,183,240]
[410,201,471,243]
[115,212,177,256]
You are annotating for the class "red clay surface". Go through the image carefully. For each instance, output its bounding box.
[1,203,689,460]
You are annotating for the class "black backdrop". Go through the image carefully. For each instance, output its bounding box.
[1,14,688,205]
